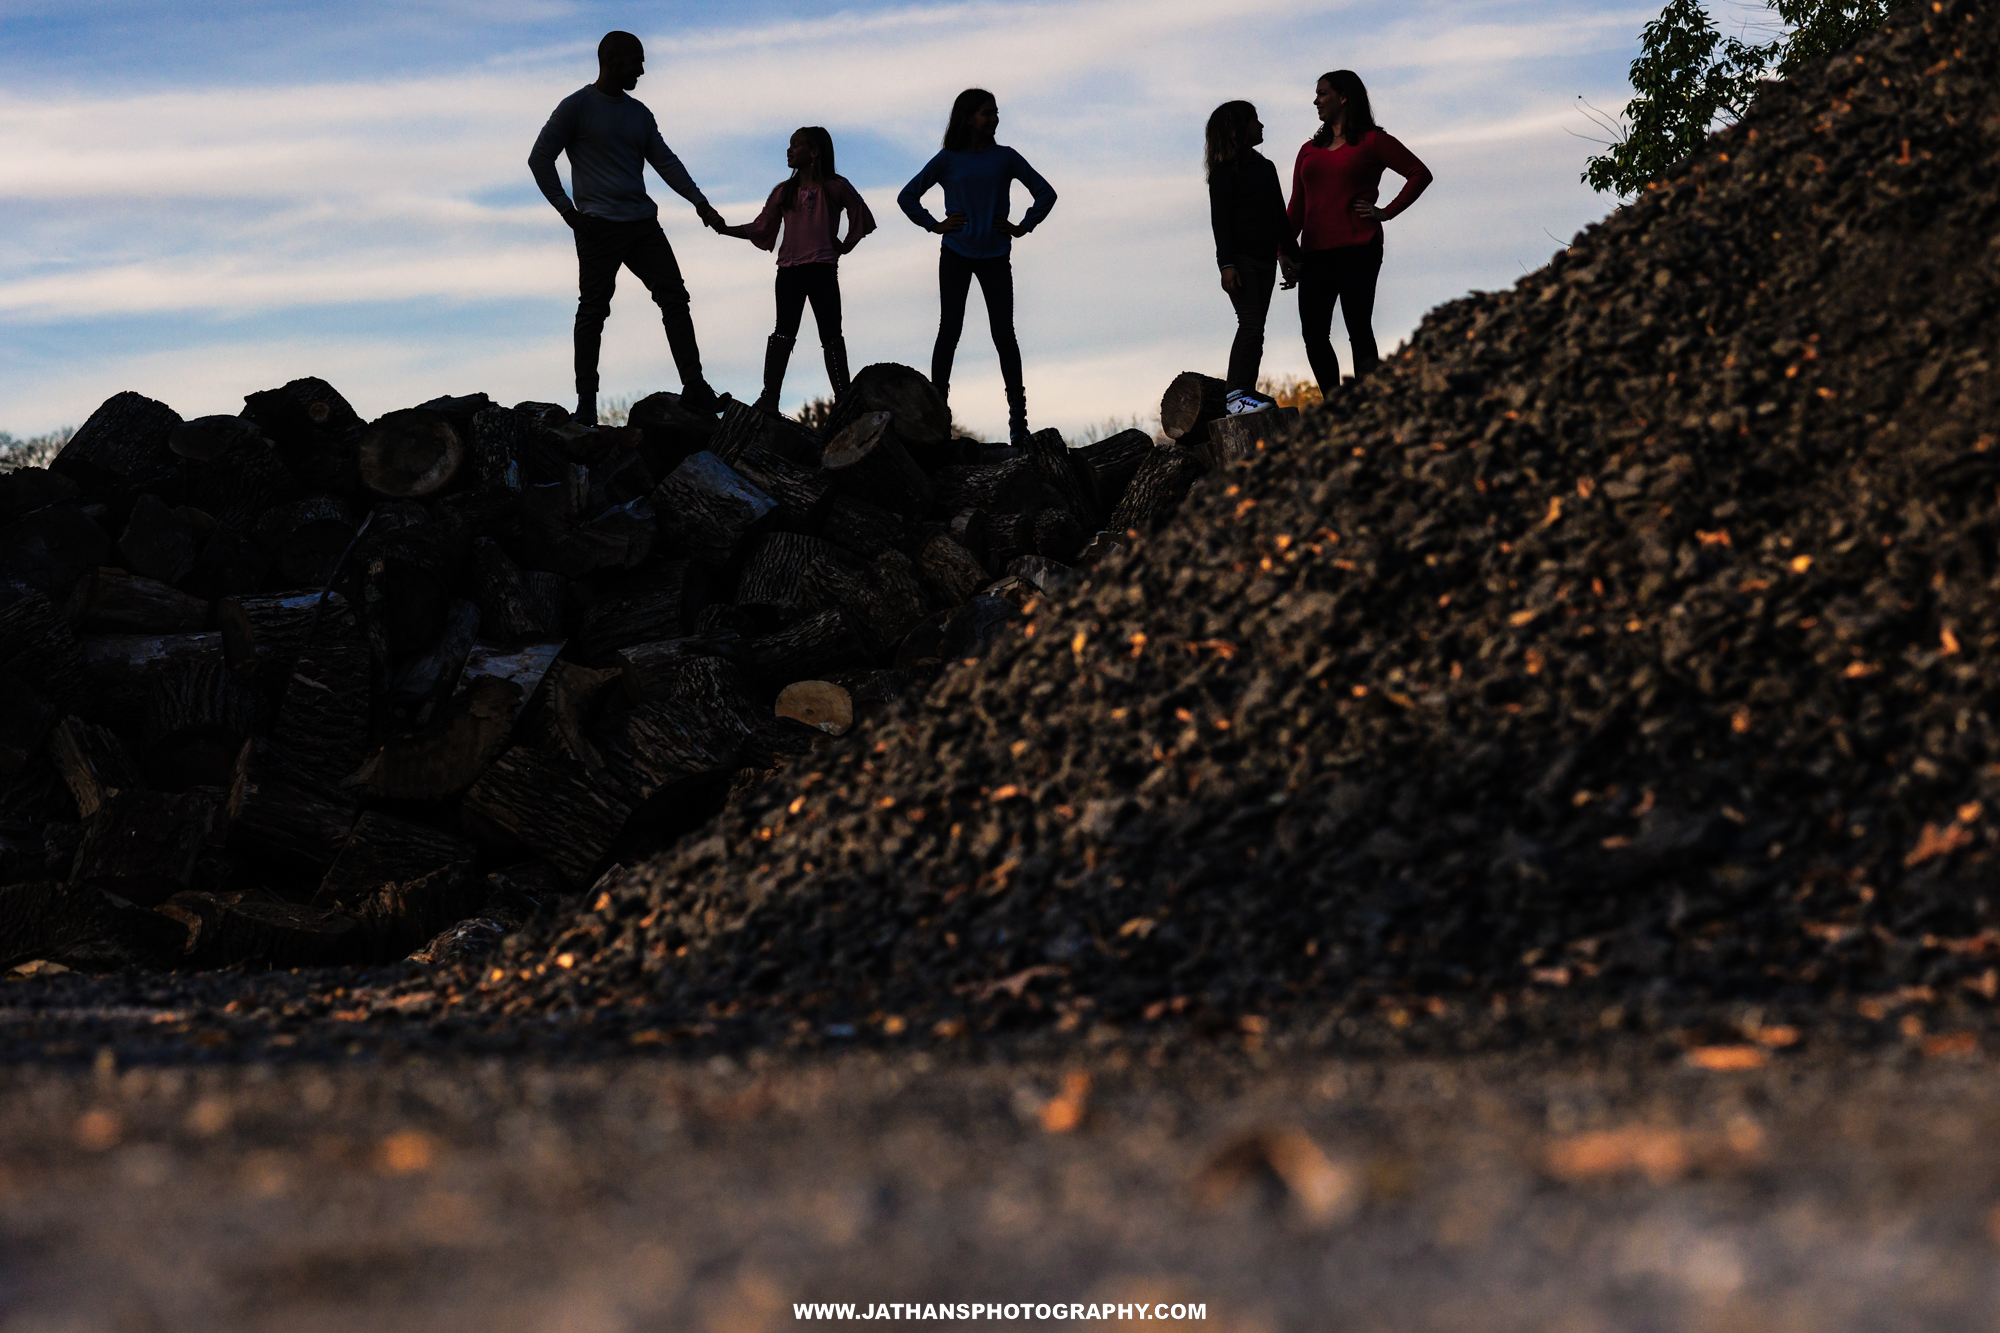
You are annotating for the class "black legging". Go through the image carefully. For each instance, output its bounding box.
[931,246,1022,401]
[774,261,842,347]
[1297,239,1383,389]
[1224,257,1276,392]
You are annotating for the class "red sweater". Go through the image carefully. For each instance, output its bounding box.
[1286,130,1431,252]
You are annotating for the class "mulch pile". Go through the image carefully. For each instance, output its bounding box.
[462,0,2000,1044]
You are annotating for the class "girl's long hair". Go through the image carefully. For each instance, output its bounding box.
[780,126,836,209]
[943,88,997,151]
[1311,70,1380,148]
[1204,101,1259,180]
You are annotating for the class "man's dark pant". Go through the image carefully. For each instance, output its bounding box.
[1224,255,1277,393]
[1297,239,1383,390]
[574,216,704,397]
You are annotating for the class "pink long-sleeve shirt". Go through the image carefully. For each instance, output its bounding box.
[1286,130,1432,252]
[723,176,876,266]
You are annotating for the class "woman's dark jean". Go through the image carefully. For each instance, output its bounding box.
[1224,256,1276,392]
[932,246,1022,402]
[1297,239,1383,390]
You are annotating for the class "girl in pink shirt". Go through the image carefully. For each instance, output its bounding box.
[1285,71,1431,389]
[719,127,877,413]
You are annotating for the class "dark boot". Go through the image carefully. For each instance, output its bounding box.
[824,336,851,404]
[660,301,717,415]
[755,335,794,414]
[574,392,597,427]
[1005,382,1029,446]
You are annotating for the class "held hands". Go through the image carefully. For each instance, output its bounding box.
[1278,256,1299,291]
[697,201,726,232]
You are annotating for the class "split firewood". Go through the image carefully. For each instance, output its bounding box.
[822,411,935,517]
[254,495,361,586]
[1,505,112,600]
[182,527,270,602]
[466,538,566,643]
[914,530,989,605]
[813,494,909,557]
[1199,406,1300,468]
[188,896,358,968]
[470,405,525,490]
[347,860,484,959]
[0,587,89,712]
[1107,441,1205,535]
[570,560,707,664]
[270,642,373,784]
[1023,428,1096,526]
[728,443,835,529]
[66,567,209,635]
[385,598,481,726]
[617,634,746,700]
[822,362,950,450]
[459,641,562,718]
[593,655,764,800]
[462,744,634,887]
[775,680,853,735]
[357,408,465,498]
[801,548,931,658]
[217,589,359,671]
[627,390,721,474]
[0,466,80,518]
[242,377,365,494]
[226,737,359,876]
[49,716,142,819]
[932,454,1051,516]
[141,657,271,789]
[986,508,1084,565]
[0,673,57,780]
[71,788,218,905]
[342,674,521,801]
[526,659,629,770]
[947,509,990,564]
[652,451,776,565]
[1159,371,1230,441]
[168,414,264,462]
[741,607,871,681]
[49,390,183,494]
[81,632,225,733]
[588,448,655,512]
[737,532,845,610]
[117,494,200,586]
[711,397,824,469]
[1070,428,1154,523]
[185,437,306,533]
[315,811,475,909]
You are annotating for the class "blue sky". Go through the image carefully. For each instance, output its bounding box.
[1,0,1660,438]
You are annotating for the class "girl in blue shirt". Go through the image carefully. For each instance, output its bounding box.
[898,88,1057,444]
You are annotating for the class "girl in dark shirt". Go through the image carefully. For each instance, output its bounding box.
[1205,100,1300,409]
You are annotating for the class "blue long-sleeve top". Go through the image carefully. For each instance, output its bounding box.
[897,145,1057,259]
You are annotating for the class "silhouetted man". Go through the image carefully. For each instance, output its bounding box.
[530,30,725,423]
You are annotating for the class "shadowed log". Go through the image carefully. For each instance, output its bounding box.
[168,414,264,462]
[142,658,270,789]
[1107,442,1204,536]
[347,860,484,960]
[822,412,933,517]
[315,811,474,909]
[342,675,521,801]
[181,526,270,602]
[462,744,633,887]
[813,494,908,557]
[49,717,142,819]
[736,532,845,610]
[522,659,629,771]
[360,516,467,661]
[712,396,824,469]
[459,641,562,718]
[0,506,113,601]
[66,567,209,634]
[190,897,358,968]
[51,391,184,496]
[0,673,57,780]
[1159,371,1230,441]
[931,455,1050,516]
[0,467,80,518]
[741,607,870,682]
[271,642,373,784]
[0,588,89,712]
[801,548,930,658]
[218,590,359,672]
[254,495,360,586]
[728,444,835,529]
[1023,428,1095,526]
[1197,405,1301,468]
[823,362,950,449]
[1070,428,1154,523]
[357,408,465,498]
[117,494,200,585]
[593,655,764,801]
[617,635,745,700]
[71,789,218,905]
[470,405,525,491]
[570,561,707,665]
[652,451,775,565]
[628,391,721,474]
[226,738,358,877]
[913,530,988,605]
[386,598,480,727]
[242,377,365,494]
[466,537,565,643]
[588,448,655,512]
[946,509,989,564]
[81,632,224,733]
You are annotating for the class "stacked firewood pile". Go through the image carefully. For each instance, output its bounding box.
[0,359,1295,970]
[450,0,2000,1043]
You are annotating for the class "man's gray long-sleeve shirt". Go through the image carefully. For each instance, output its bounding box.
[528,85,706,222]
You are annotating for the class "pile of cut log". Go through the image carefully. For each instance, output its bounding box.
[0,363,1296,971]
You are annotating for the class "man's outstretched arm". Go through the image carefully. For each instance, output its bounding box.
[644,120,723,230]
[529,101,580,224]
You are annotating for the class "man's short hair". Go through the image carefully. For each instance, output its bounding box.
[598,31,641,60]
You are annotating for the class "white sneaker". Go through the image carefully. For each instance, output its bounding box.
[1225,389,1275,415]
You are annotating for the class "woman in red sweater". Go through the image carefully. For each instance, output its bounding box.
[1286,70,1432,390]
